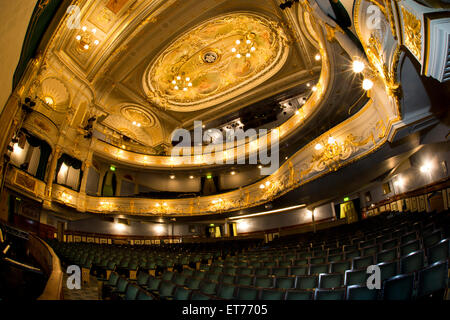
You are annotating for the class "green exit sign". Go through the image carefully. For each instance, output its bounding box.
[344,197,350,202]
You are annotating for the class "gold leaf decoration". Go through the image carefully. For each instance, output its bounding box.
[401,7,422,60]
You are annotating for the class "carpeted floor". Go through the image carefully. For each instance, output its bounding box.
[62,274,100,300]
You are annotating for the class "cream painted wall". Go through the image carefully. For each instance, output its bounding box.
[0,0,37,113]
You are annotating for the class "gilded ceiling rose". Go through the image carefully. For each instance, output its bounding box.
[144,13,289,112]
[120,105,156,128]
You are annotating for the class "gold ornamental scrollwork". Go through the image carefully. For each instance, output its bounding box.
[401,7,422,61]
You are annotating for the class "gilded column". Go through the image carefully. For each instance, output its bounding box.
[43,146,61,208]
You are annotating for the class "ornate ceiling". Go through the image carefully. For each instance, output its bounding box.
[31,0,320,150]
[144,13,289,112]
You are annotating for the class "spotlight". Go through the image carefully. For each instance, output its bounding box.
[315,54,321,61]
[362,79,373,90]
[420,161,433,174]
[315,143,323,151]
[352,60,365,73]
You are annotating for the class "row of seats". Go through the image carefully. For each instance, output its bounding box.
[102,258,448,300]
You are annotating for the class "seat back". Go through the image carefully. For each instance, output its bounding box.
[136,289,154,300]
[376,248,397,263]
[236,286,258,300]
[344,269,368,286]
[254,276,274,288]
[275,276,296,289]
[314,288,346,300]
[217,284,236,299]
[400,240,421,256]
[417,260,448,299]
[427,238,449,264]
[124,284,140,300]
[285,290,314,300]
[382,274,414,300]
[296,275,318,289]
[352,255,374,270]
[400,250,424,274]
[200,280,218,295]
[330,261,351,273]
[260,288,285,300]
[378,261,398,282]
[174,287,192,300]
[318,273,343,289]
[346,285,379,300]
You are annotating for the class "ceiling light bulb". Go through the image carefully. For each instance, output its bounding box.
[265,181,271,186]
[246,40,251,44]
[137,123,141,127]
[251,47,256,52]
[186,77,190,81]
[315,54,321,61]
[312,86,317,92]
[259,184,265,189]
[420,162,432,173]
[174,86,179,90]
[236,40,241,45]
[133,121,136,125]
[258,165,263,169]
[44,97,54,106]
[177,76,181,80]
[328,137,336,144]
[94,40,99,45]
[315,143,323,150]
[306,83,311,87]
[163,203,168,206]
[82,26,87,32]
[155,203,160,207]
[172,80,176,84]
[170,175,175,179]
[352,60,365,73]
[183,87,188,91]
[76,35,81,41]
[246,53,251,58]
[231,48,236,53]
[362,79,373,90]
[92,28,97,34]
[231,171,236,175]
[188,83,193,87]
[295,110,300,115]
[189,176,194,179]
[236,54,241,58]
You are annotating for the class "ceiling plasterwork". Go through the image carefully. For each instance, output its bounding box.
[143,12,290,112]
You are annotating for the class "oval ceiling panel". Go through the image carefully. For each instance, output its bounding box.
[144,13,289,112]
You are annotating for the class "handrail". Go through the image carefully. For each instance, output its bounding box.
[27,234,63,300]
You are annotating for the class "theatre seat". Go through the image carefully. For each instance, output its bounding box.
[216,283,236,299]
[314,288,346,300]
[296,275,318,289]
[254,276,274,288]
[352,255,374,270]
[377,261,398,282]
[136,289,154,300]
[400,250,425,274]
[344,269,367,286]
[236,286,259,300]
[199,280,218,295]
[427,239,449,264]
[260,288,284,300]
[330,261,350,273]
[400,240,421,256]
[290,265,308,276]
[285,290,314,300]
[376,248,397,263]
[382,274,414,300]
[416,260,448,300]
[346,285,379,300]
[275,276,296,289]
[318,273,343,289]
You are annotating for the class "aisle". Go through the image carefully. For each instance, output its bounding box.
[62,274,100,300]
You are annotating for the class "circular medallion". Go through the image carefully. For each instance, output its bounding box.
[203,51,219,64]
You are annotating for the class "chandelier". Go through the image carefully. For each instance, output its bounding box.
[171,72,193,91]
[75,26,100,51]
[231,32,256,59]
